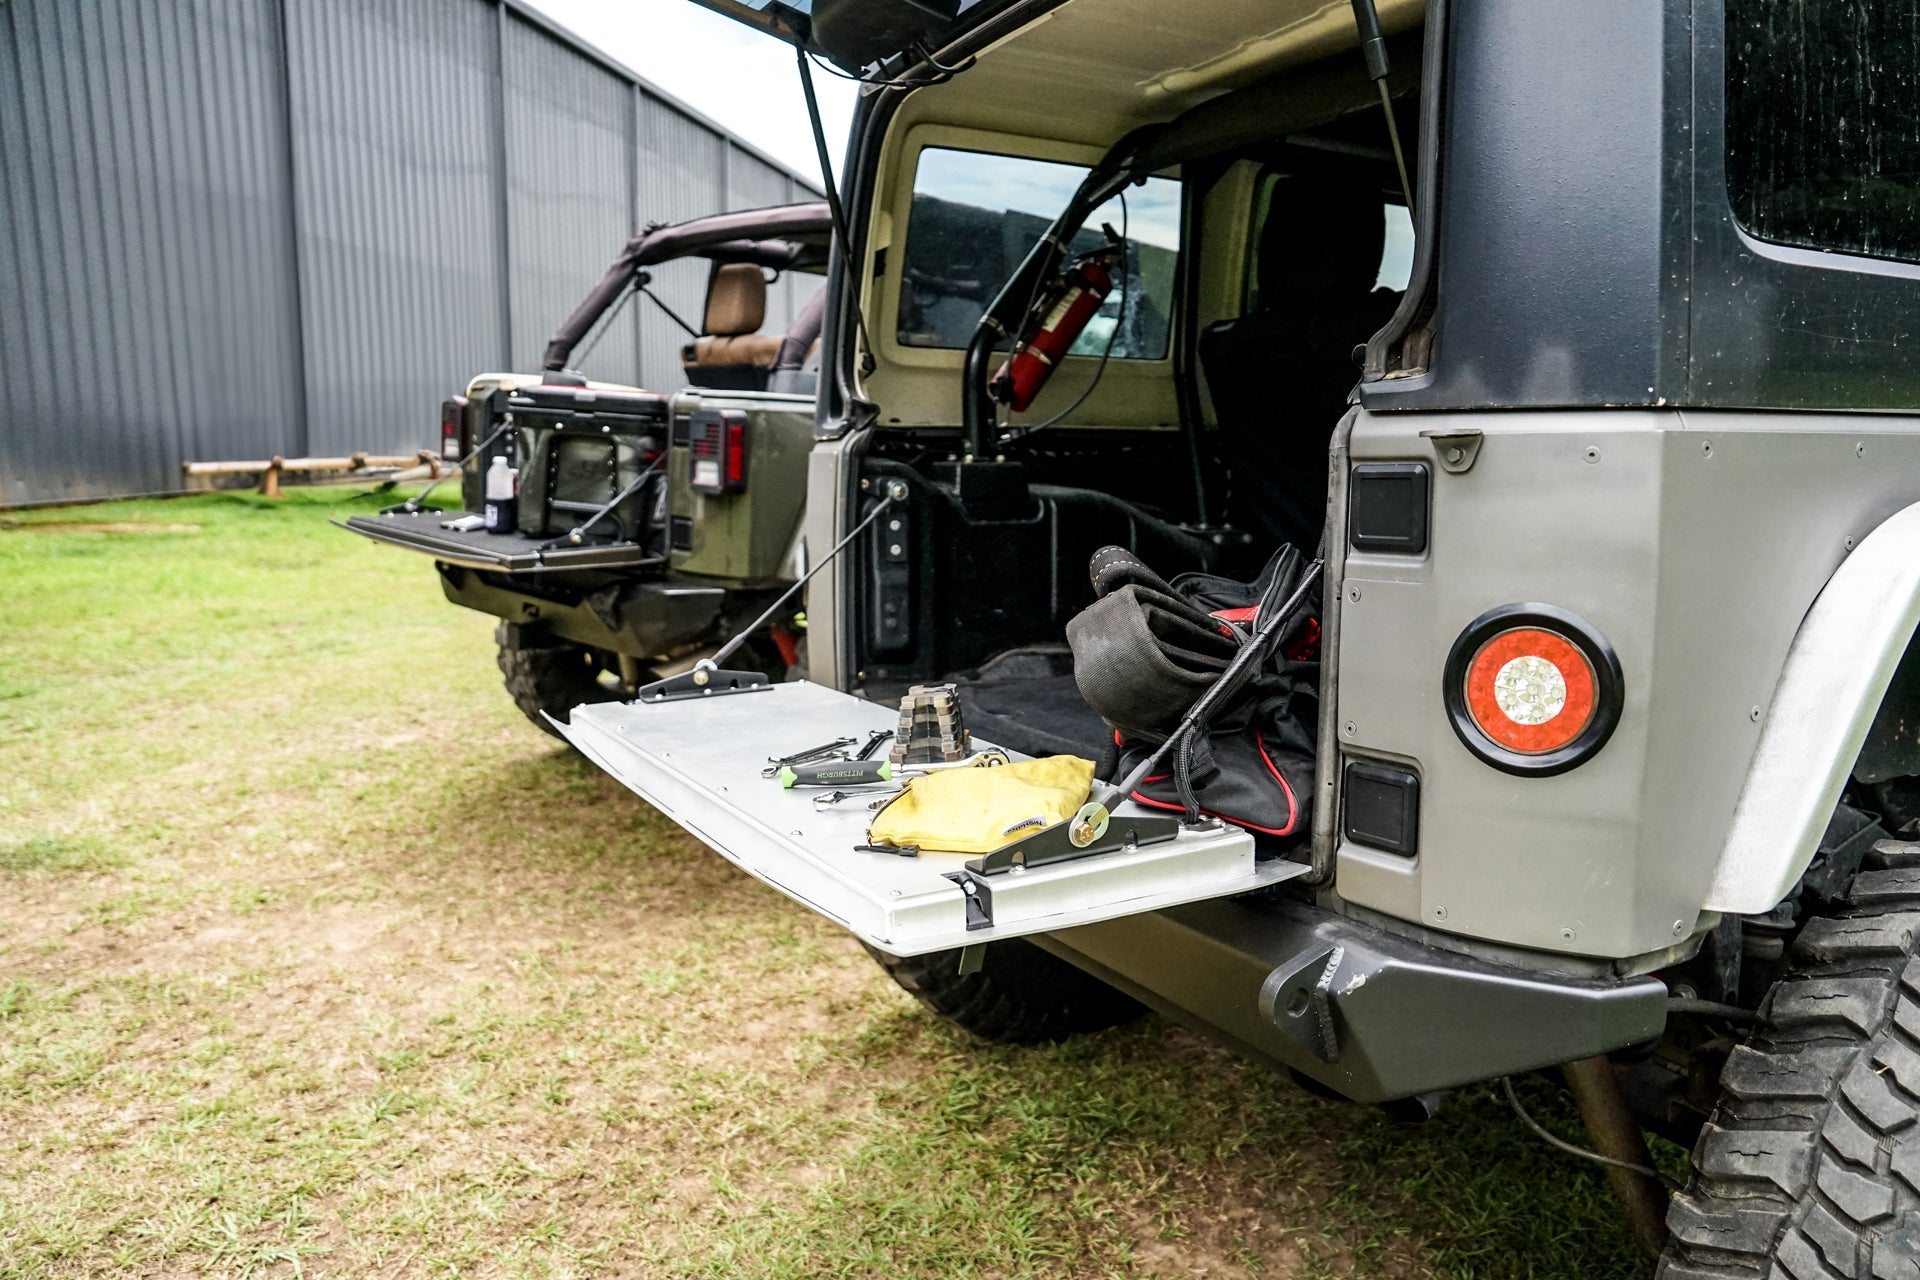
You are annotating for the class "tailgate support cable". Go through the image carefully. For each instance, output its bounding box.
[633,479,910,703]
[382,410,515,516]
[535,451,666,551]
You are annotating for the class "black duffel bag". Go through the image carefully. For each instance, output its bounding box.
[1065,543,1320,840]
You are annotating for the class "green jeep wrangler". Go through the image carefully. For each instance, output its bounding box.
[345,201,832,734]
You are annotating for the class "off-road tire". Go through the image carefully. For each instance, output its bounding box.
[495,622,622,739]
[1658,839,1920,1279]
[864,938,1145,1044]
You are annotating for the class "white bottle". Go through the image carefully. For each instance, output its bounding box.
[484,456,517,533]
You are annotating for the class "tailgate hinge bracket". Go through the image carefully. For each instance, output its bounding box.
[962,814,1184,877]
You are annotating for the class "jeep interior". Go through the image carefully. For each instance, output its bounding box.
[683,262,824,392]
[536,0,1434,956]
[344,203,835,584]
[834,2,1423,775]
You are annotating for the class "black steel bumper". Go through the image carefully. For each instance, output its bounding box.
[1040,897,1667,1104]
[439,565,727,659]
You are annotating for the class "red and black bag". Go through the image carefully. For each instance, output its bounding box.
[1065,544,1320,841]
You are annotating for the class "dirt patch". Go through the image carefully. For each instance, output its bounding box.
[0,519,200,534]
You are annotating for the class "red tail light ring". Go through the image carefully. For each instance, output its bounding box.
[1442,604,1623,776]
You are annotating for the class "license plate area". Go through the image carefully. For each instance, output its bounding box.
[559,682,1306,956]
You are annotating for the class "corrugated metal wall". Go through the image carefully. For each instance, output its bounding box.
[286,0,504,459]
[0,0,820,505]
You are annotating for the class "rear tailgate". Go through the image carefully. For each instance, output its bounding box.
[559,681,1305,955]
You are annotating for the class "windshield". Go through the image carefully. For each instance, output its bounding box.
[896,147,1181,360]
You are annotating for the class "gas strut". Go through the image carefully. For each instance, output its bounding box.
[383,401,513,516]
[632,479,910,703]
[1350,0,1415,218]
[1068,560,1324,847]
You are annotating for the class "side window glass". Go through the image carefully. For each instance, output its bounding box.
[1726,0,1920,264]
[897,147,1180,360]
[1246,175,1413,313]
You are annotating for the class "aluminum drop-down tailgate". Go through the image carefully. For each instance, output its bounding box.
[558,681,1307,956]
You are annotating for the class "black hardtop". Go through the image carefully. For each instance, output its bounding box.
[1359,0,1920,417]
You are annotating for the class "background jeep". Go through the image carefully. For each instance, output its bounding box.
[346,202,832,734]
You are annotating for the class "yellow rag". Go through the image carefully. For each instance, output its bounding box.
[867,755,1096,854]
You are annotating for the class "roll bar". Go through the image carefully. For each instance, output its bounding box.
[542,201,832,372]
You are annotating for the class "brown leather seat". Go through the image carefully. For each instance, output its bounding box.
[683,263,782,389]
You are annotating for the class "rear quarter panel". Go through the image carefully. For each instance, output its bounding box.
[1335,408,1920,957]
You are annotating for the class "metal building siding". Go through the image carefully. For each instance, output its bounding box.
[728,150,808,333]
[0,0,303,503]
[633,98,728,392]
[0,0,819,503]
[284,0,504,457]
[500,16,640,386]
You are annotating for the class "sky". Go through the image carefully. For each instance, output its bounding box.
[524,0,860,187]
[913,149,1183,249]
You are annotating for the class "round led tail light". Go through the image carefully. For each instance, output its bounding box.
[1443,604,1623,776]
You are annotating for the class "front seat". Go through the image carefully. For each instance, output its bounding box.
[1198,182,1402,553]
[682,263,783,390]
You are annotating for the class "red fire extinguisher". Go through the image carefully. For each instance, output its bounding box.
[992,250,1119,413]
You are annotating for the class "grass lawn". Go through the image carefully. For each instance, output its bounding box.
[0,489,1671,1278]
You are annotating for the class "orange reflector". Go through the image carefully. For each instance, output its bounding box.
[1463,628,1597,754]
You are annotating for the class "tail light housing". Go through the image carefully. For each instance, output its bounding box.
[1442,604,1623,775]
[688,409,749,495]
[440,395,467,461]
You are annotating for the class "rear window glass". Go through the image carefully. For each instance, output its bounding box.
[896,147,1180,360]
[1726,0,1920,264]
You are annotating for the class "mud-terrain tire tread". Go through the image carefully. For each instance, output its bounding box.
[1657,838,1920,1280]
[495,622,620,739]
[863,938,1145,1044]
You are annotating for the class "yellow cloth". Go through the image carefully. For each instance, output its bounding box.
[867,755,1096,854]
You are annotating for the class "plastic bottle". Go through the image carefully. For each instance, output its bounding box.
[484,456,518,534]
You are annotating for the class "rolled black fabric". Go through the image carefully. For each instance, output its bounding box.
[1066,543,1321,841]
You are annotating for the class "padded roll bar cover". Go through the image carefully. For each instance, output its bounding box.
[542,202,832,371]
[773,287,829,371]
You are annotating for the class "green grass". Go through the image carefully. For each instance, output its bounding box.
[0,489,1672,1277]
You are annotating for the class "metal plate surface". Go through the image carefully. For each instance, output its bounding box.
[560,682,1303,956]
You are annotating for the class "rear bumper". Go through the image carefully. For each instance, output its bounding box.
[440,565,726,659]
[1039,897,1667,1104]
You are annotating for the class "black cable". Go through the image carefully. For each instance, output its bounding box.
[638,283,700,339]
[706,491,899,669]
[802,49,973,92]
[1500,1078,1681,1191]
[1174,730,1201,823]
[1667,997,1764,1023]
